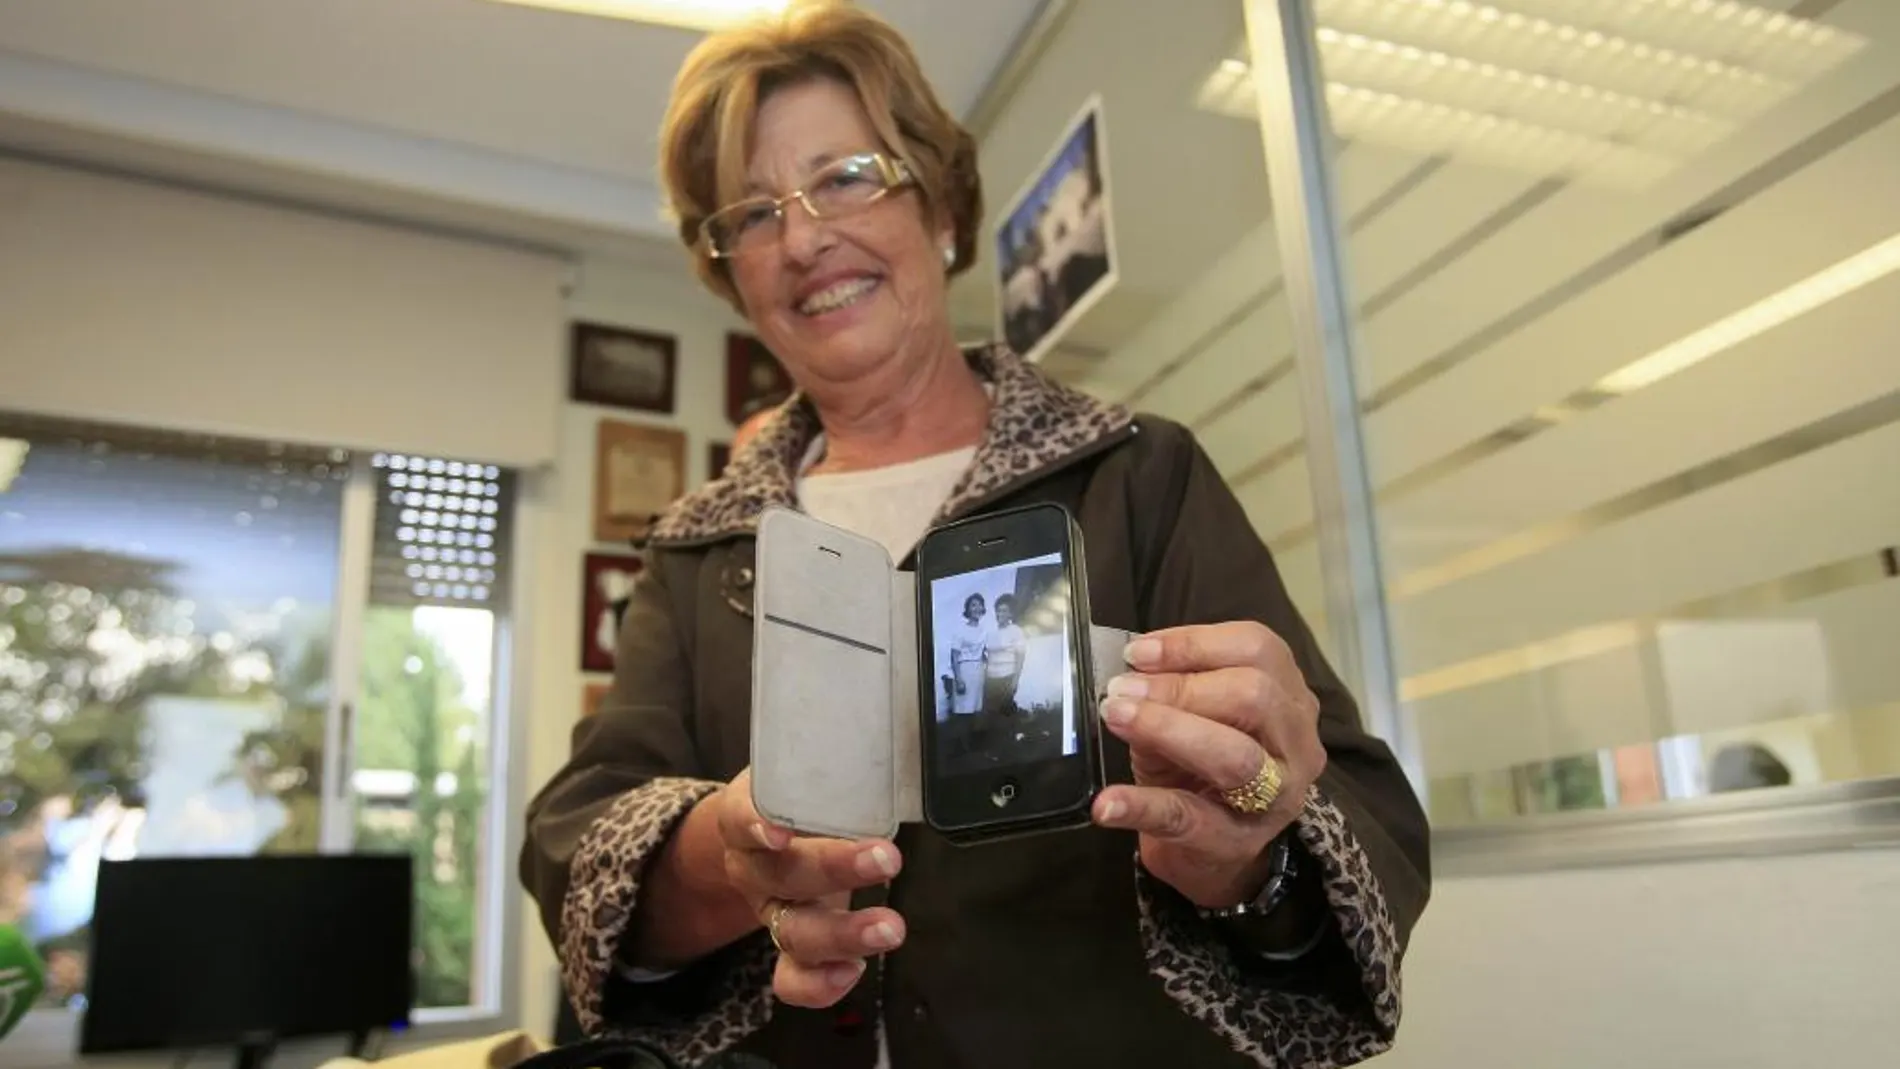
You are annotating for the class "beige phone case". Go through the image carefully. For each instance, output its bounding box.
[750,506,1130,839]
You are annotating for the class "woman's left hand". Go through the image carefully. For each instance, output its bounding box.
[1091,621,1326,908]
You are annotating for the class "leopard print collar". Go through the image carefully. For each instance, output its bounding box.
[648,343,1132,547]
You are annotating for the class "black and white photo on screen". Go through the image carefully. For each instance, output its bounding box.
[928,553,1078,778]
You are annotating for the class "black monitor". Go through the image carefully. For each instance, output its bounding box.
[81,854,414,1068]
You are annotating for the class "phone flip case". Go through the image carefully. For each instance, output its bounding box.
[750,506,1130,841]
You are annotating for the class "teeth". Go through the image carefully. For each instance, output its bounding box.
[798,277,876,315]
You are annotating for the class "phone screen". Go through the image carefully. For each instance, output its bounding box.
[927,552,1079,777]
[915,504,1098,835]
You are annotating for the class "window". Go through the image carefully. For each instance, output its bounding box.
[349,453,516,1011]
[0,415,516,1020]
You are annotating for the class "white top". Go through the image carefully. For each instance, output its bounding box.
[950,617,991,665]
[796,444,977,562]
[984,623,1027,679]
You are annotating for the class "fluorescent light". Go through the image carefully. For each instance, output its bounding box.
[1325,82,1678,187]
[1312,25,1732,157]
[1202,0,1865,187]
[479,0,789,32]
[1596,230,1900,394]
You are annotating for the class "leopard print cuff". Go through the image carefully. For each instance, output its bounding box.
[560,777,776,1062]
[1135,786,1403,1069]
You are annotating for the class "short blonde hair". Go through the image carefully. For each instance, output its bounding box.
[657,0,983,306]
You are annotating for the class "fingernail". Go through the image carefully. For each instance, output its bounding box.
[1100,697,1136,727]
[857,844,900,879]
[1124,638,1161,666]
[865,921,902,950]
[750,823,776,849]
[827,960,867,987]
[1106,674,1147,699]
[1098,798,1126,823]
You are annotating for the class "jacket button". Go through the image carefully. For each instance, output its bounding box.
[736,565,754,588]
[911,1001,928,1022]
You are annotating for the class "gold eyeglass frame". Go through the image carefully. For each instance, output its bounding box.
[700,152,915,260]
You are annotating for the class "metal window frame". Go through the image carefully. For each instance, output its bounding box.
[1241,0,1414,791]
[1238,0,1900,874]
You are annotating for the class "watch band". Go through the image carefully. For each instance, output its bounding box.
[1198,835,1329,962]
[1200,835,1300,923]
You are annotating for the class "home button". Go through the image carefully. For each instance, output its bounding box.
[990,777,1019,809]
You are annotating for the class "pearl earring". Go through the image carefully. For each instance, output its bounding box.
[941,245,956,268]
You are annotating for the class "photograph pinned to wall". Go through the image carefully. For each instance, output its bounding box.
[993,95,1118,365]
[571,321,678,415]
[593,420,685,543]
[582,681,612,719]
[725,333,795,425]
[582,552,643,672]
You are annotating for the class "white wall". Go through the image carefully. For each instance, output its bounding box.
[0,155,570,467]
[514,253,747,1041]
[1378,849,1900,1069]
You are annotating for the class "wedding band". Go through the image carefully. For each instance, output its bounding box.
[766,901,795,954]
[1221,756,1283,815]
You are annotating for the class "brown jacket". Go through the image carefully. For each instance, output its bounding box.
[522,345,1430,1069]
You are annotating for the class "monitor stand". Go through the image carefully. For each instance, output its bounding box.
[233,1034,276,1069]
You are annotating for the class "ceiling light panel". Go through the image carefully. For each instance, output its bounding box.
[1313,0,1797,119]
[1327,83,1677,187]
[1204,0,1868,188]
[1493,0,1866,82]
[1315,27,1731,157]
[479,0,789,32]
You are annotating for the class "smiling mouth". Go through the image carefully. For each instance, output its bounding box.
[797,277,880,316]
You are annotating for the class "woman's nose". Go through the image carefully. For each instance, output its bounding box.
[779,196,834,261]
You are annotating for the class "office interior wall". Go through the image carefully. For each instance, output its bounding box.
[514,255,747,1040]
[1376,849,1900,1069]
[0,155,569,467]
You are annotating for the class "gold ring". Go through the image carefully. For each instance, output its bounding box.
[1220,756,1283,815]
[766,902,795,954]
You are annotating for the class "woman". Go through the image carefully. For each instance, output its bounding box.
[521,4,1429,1068]
[946,593,988,739]
[980,593,1026,732]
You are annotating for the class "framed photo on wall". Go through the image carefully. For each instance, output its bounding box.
[993,95,1119,365]
[593,420,686,543]
[725,333,795,425]
[582,552,643,672]
[571,321,678,415]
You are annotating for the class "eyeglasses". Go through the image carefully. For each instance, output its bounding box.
[700,152,914,259]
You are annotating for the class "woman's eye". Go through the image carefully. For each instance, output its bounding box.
[822,171,872,191]
[735,205,776,231]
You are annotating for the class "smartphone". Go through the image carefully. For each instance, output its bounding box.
[913,502,1102,840]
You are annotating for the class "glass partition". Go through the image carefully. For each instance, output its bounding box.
[1232,0,1900,837]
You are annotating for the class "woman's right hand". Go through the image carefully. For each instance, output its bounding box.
[714,769,907,1008]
